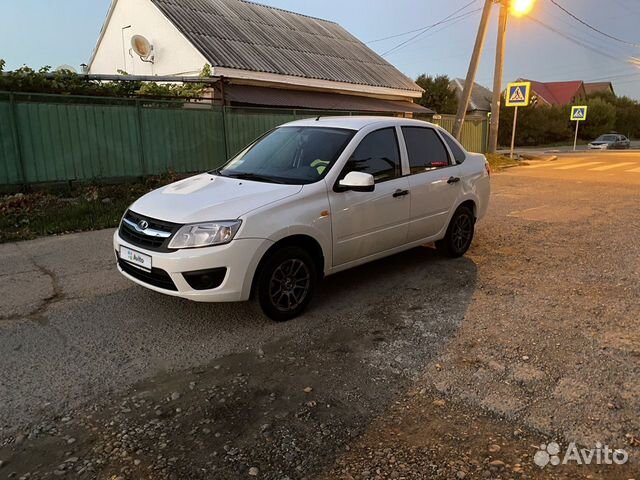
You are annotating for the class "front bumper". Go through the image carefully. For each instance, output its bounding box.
[588,144,608,150]
[113,231,272,302]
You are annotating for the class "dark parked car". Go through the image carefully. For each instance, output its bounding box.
[588,134,631,150]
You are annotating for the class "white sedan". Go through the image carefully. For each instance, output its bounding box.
[114,117,491,320]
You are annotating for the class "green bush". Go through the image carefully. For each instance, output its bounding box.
[498,103,572,146]
[0,59,212,99]
[498,95,621,146]
[579,97,616,140]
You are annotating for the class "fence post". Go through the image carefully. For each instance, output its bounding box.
[8,93,27,187]
[484,114,490,153]
[220,105,229,161]
[135,99,147,176]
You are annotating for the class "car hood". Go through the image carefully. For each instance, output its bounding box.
[590,141,611,145]
[129,173,303,224]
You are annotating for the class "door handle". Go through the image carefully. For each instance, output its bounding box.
[447,176,461,184]
[392,189,409,198]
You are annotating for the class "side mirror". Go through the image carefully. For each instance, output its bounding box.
[338,171,375,192]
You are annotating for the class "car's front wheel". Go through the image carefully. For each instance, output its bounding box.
[436,205,475,258]
[257,246,317,321]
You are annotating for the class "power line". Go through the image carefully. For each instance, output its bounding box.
[383,9,482,58]
[366,1,478,45]
[488,3,638,82]
[548,0,640,47]
[529,15,634,66]
[586,71,640,83]
[383,8,481,56]
[380,0,479,57]
[539,1,632,53]
[478,15,638,88]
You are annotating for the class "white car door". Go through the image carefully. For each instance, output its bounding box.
[401,126,463,242]
[328,127,410,267]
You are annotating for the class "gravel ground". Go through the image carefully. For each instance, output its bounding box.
[0,156,639,478]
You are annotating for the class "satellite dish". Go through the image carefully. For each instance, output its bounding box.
[131,35,155,62]
[55,64,77,73]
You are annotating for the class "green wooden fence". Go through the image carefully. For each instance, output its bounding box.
[0,92,488,186]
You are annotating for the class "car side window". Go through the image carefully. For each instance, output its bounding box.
[402,127,451,174]
[343,128,401,182]
[440,131,467,164]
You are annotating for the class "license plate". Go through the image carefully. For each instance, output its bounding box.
[120,246,152,271]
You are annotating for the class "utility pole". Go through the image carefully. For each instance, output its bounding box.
[452,0,494,140]
[488,2,508,153]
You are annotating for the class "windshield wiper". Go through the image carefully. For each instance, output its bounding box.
[224,172,285,184]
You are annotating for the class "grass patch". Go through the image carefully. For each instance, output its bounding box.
[486,153,521,171]
[0,173,183,243]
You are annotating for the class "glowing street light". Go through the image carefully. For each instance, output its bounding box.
[453,0,538,146]
[510,0,535,17]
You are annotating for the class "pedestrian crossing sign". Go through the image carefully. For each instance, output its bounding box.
[571,106,588,121]
[505,81,531,107]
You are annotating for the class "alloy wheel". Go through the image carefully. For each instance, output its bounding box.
[452,213,473,252]
[268,258,311,312]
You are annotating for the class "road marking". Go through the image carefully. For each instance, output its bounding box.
[554,162,603,170]
[524,162,563,168]
[524,161,582,169]
[589,162,636,171]
[627,167,640,173]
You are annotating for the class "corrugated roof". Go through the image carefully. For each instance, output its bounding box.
[521,79,585,106]
[584,82,614,97]
[451,78,492,112]
[150,0,421,93]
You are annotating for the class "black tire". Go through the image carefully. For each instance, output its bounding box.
[256,246,317,321]
[436,205,475,258]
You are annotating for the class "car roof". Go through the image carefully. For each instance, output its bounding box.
[280,115,439,131]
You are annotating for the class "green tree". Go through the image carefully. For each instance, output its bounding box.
[612,96,640,138]
[415,74,458,114]
[579,97,616,140]
[498,103,572,147]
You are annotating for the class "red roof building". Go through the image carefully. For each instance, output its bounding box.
[584,82,615,97]
[517,79,587,106]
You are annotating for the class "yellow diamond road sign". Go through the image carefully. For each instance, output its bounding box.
[505,81,531,107]
[571,106,588,121]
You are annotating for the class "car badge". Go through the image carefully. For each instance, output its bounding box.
[136,220,149,231]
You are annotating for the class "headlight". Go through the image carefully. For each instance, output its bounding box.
[168,220,242,249]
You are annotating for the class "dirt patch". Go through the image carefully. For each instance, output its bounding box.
[324,387,639,479]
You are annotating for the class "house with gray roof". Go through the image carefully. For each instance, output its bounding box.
[88,0,429,113]
[449,78,493,115]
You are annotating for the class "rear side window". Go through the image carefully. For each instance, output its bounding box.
[344,128,401,182]
[441,131,467,164]
[402,127,451,174]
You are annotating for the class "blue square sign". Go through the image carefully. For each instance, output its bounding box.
[571,106,588,121]
[505,82,531,107]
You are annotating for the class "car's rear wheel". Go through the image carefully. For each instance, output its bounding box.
[436,205,475,258]
[257,246,316,321]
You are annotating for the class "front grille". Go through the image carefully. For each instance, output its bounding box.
[118,258,178,291]
[119,210,180,252]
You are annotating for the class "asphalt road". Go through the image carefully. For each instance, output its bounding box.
[500,142,640,154]
[1,151,639,479]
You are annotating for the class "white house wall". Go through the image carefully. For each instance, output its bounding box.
[89,0,209,76]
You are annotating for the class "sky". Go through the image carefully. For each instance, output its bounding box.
[1,0,639,98]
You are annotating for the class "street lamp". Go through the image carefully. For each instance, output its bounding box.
[510,0,535,17]
[452,0,536,151]
[487,0,536,153]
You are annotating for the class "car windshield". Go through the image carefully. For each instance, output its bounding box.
[216,126,356,185]
[597,135,617,142]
